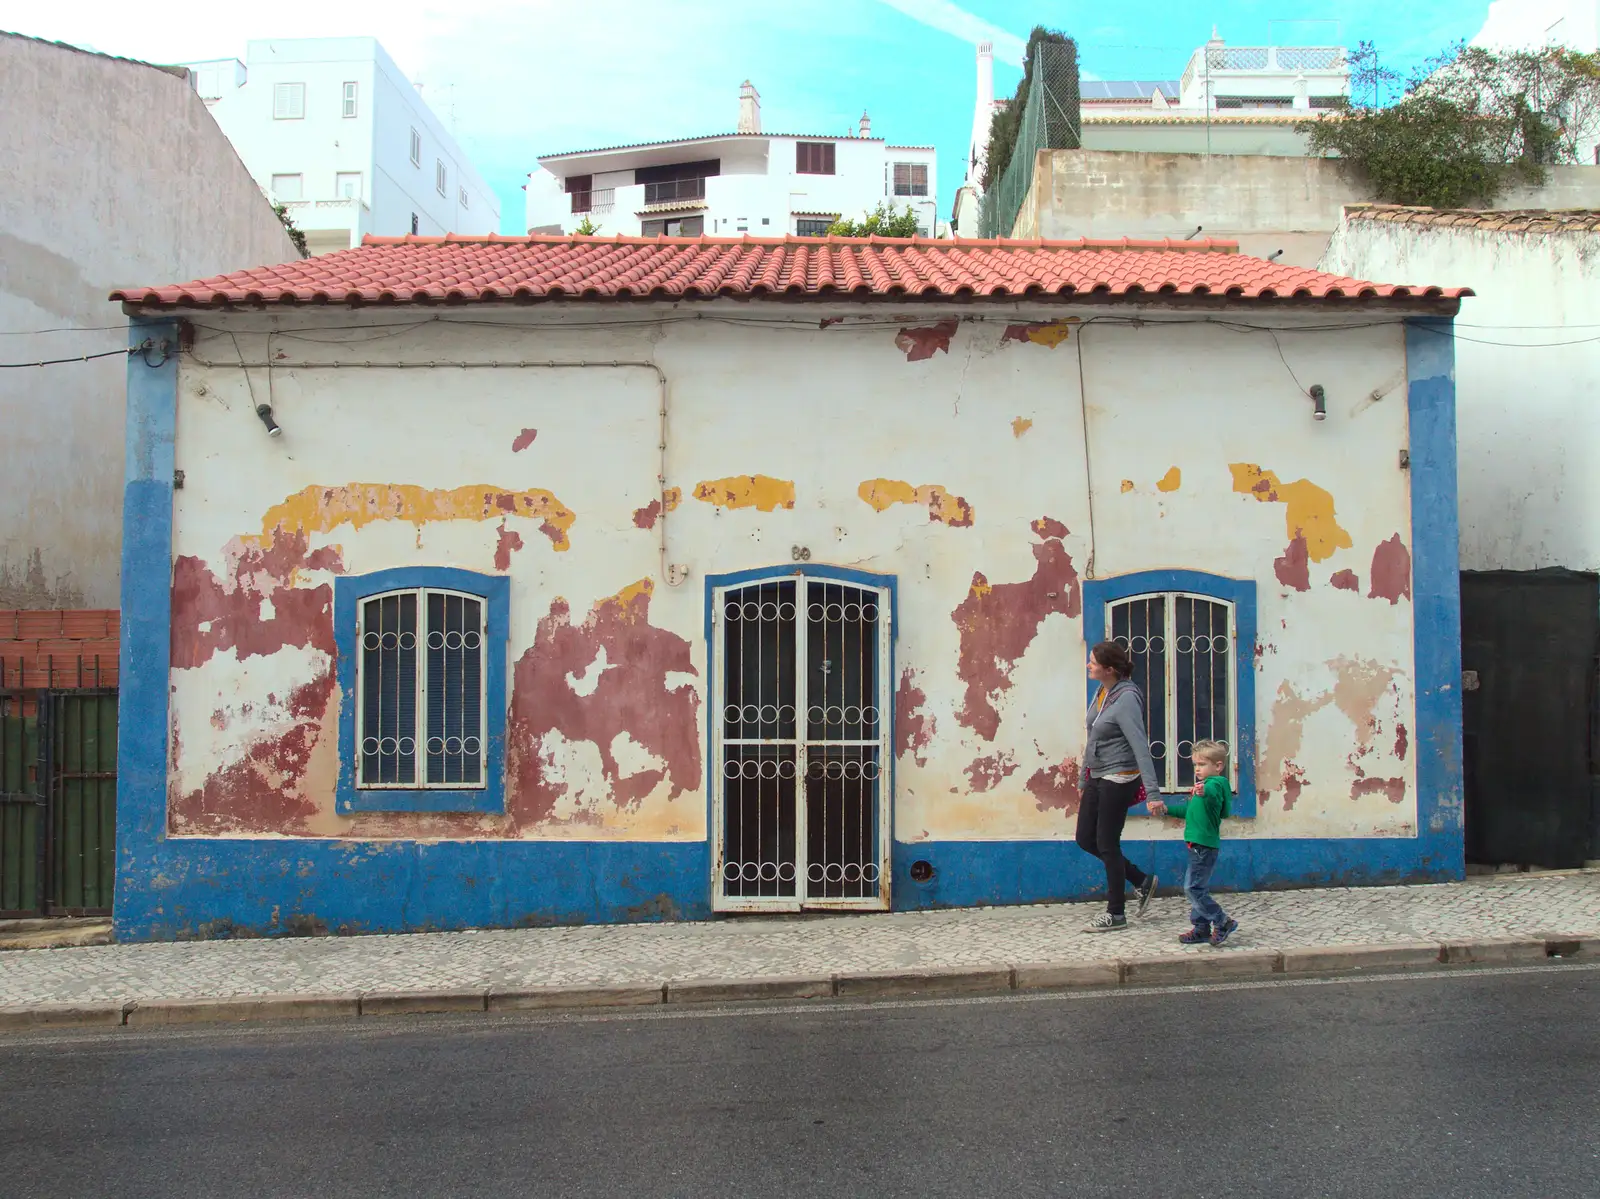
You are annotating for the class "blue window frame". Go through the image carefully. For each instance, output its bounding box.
[1082,570,1257,817]
[335,568,509,814]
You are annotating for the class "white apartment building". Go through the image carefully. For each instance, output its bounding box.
[182,38,500,254]
[526,83,937,238]
[1475,0,1600,52]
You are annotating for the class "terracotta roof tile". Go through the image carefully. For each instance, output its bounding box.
[111,234,1469,309]
[1345,203,1600,234]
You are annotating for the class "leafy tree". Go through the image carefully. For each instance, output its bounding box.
[274,203,308,257]
[983,27,1078,190]
[1301,41,1600,207]
[827,203,923,238]
[572,215,602,236]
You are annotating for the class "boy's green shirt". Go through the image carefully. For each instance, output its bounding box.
[1162,776,1231,849]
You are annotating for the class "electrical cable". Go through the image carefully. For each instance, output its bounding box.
[0,346,135,369]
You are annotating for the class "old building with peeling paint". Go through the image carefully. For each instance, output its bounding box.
[110,233,1468,939]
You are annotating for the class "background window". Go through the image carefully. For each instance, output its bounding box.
[796,218,832,237]
[893,162,929,196]
[342,81,358,117]
[411,212,419,234]
[459,186,469,208]
[409,128,421,166]
[796,141,836,175]
[272,82,305,120]
[436,159,447,196]
[270,173,303,200]
[642,215,704,237]
[336,172,362,200]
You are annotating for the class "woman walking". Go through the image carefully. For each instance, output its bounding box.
[1077,640,1161,932]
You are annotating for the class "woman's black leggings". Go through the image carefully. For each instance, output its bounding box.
[1075,776,1148,915]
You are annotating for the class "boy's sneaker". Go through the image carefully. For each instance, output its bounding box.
[1210,917,1239,947]
[1083,912,1129,933]
[1178,925,1211,945]
[1134,874,1158,917]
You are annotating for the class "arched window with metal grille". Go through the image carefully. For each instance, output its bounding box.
[1083,571,1257,815]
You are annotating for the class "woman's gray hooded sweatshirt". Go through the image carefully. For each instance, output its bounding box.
[1084,679,1161,799]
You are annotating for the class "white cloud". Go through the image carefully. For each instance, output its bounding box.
[870,0,1026,63]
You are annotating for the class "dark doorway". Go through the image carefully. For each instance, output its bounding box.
[1461,570,1598,868]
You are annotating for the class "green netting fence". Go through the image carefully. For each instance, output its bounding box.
[979,41,1082,239]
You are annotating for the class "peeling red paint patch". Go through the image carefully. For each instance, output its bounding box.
[894,668,935,766]
[1027,758,1081,815]
[964,752,1018,792]
[494,523,524,571]
[506,580,701,825]
[819,317,842,328]
[1031,516,1069,541]
[1368,535,1412,604]
[952,530,1082,741]
[894,319,958,362]
[632,499,662,529]
[172,530,339,670]
[1282,762,1307,810]
[1394,723,1409,760]
[1330,569,1360,592]
[170,671,332,833]
[1352,776,1407,804]
[511,428,539,453]
[1273,535,1310,592]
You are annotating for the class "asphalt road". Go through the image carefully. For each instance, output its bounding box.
[2,965,1598,1198]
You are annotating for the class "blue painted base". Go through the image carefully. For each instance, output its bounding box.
[113,833,1463,941]
[113,839,712,941]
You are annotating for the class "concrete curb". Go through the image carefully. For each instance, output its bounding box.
[0,935,1590,1032]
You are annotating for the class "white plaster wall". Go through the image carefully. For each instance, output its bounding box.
[189,38,499,242]
[1323,216,1600,571]
[0,33,297,608]
[168,302,1417,847]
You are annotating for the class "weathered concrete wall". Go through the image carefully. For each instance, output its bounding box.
[0,34,297,608]
[165,305,1419,851]
[1322,213,1600,572]
[1017,149,1600,268]
[1081,119,1311,158]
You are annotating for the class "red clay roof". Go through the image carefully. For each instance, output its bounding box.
[111,234,1470,308]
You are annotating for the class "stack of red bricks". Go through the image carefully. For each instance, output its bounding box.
[0,610,120,690]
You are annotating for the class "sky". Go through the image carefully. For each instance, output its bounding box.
[2,0,1494,232]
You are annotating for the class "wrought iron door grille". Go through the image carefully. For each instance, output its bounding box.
[1109,593,1235,791]
[714,576,889,909]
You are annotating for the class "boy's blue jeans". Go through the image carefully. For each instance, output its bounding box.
[1185,843,1229,929]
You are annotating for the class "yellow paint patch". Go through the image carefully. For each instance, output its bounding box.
[609,577,654,621]
[663,487,682,512]
[1120,480,1135,494]
[1012,417,1033,438]
[251,483,577,551]
[1004,319,1078,348]
[1230,463,1353,562]
[692,475,795,512]
[1157,467,1182,493]
[857,479,975,527]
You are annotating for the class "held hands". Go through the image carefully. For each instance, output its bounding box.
[1146,800,1167,817]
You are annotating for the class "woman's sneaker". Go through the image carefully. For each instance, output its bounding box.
[1134,874,1158,917]
[1083,912,1129,933]
[1210,917,1240,947]
[1178,925,1211,945]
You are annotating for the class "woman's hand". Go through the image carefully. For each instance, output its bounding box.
[1147,800,1167,817]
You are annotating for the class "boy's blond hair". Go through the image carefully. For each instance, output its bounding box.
[1193,740,1229,770]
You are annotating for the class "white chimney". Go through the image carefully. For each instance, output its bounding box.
[738,80,761,133]
[859,110,872,138]
[966,42,996,189]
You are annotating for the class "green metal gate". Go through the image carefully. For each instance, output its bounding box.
[0,689,117,917]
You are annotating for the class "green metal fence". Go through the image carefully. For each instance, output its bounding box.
[0,689,117,917]
[979,41,1083,239]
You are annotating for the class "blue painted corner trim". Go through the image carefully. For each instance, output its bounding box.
[333,568,510,814]
[1082,570,1258,816]
[1405,319,1465,868]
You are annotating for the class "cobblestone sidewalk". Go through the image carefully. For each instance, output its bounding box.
[2,873,1597,1007]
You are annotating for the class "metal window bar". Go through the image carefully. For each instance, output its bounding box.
[358,589,485,790]
[643,177,706,205]
[1109,593,1235,792]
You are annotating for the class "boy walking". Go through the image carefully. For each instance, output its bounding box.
[1148,740,1238,947]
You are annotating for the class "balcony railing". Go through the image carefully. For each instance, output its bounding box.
[642,177,707,206]
[569,188,615,215]
[1202,45,1344,73]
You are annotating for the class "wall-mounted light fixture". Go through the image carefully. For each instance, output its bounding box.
[256,403,283,437]
[1267,249,1285,262]
[1309,384,1327,422]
